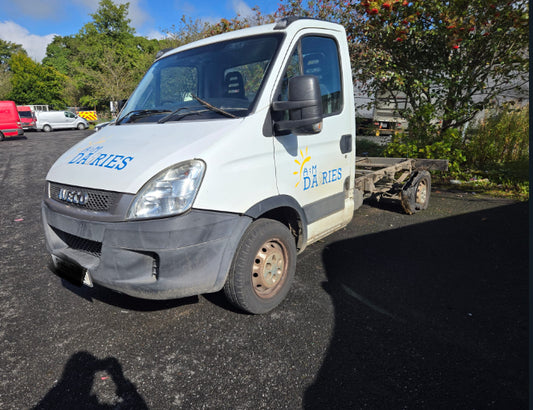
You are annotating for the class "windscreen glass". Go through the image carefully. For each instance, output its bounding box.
[118,33,283,124]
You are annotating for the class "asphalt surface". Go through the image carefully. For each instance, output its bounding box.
[0,130,529,409]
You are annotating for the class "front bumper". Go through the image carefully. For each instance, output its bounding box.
[42,201,251,299]
[2,128,24,137]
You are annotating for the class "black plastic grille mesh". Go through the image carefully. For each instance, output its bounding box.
[49,182,119,212]
[52,227,102,257]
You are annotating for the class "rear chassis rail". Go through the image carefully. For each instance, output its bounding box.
[355,156,448,201]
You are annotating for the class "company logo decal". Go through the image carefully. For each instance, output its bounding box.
[58,188,88,205]
[68,144,133,171]
[293,147,342,191]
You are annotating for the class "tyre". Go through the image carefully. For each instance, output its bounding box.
[43,124,52,132]
[401,170,431,214]
[77,123,86,130]
[224,218,297,314]
[0,132,4,141]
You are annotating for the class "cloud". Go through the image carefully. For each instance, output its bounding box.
[145,30,167,40]
[173,0,197,15]
[2,0,63,21]
[0,21,56,63]
[231,0,253,17]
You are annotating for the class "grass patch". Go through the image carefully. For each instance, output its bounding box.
[433,160,529,201]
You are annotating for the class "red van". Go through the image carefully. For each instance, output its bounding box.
[0,100,24,140]
[17,105,37,130]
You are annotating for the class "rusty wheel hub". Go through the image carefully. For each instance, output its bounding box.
[252,240,287,298]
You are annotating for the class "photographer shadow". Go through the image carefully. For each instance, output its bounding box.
[34,351,147,409]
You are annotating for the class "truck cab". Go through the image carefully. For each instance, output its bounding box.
[42,18,356,313]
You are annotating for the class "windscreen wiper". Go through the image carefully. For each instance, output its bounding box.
[191,94,237,118]
[117,109,171,125]
[157,107,205,124]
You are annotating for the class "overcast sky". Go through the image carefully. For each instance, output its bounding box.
[0,0,279,62]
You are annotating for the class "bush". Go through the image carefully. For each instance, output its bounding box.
[356,138,385,157]
[384,128,466,173]
[465,104,529,168]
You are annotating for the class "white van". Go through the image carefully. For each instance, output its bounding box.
[36,111,89,132]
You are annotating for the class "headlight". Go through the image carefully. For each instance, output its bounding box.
[127,160,205,220]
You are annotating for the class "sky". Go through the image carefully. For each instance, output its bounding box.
[0,0,280,62]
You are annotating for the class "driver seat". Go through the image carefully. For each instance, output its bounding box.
[224,71,246,99]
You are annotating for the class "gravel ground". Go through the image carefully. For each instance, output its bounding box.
[0,130,529,409]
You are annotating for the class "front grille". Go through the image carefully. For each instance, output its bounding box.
[49,182,120,212]
[52,227,102,257]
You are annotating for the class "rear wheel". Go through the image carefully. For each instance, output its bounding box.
[43,124,52,132]
[401,170,431,214]
[224,218,296,314]
[0,132,4,141]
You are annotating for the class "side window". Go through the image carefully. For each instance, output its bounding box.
[278,36,343,116]
[301,36,342,115]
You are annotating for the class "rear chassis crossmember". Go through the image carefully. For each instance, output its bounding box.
[355,156,448,201]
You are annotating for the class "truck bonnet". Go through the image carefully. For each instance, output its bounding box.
[46,120,238,194]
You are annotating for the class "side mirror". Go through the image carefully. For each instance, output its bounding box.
[272,75,323,134]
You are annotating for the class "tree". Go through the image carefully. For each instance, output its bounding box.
[277,0,529,143]
[43,0,159,109]
[0,39,26,66]
[7,53,67,107]
[0,39,26,98]
[89,0,135,40]
[162,7,275,48]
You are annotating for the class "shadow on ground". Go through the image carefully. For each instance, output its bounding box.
[304,201,528,409]
[34,352,147,409]
[58,276,199,312]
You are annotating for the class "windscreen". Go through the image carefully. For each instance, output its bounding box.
[18,111,32,118]
[117,33,283,125]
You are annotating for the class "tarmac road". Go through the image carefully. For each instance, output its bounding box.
[0,130,529,409]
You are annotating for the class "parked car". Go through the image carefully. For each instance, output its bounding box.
[36,111,89,132]
[0,100,24,140]
[17,106,37,130]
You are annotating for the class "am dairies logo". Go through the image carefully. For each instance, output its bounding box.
[293,147,342,191]
[67,141,134,171]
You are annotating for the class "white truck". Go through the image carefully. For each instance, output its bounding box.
[42,18,446,314]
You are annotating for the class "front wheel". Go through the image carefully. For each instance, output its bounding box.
[224,219,296,314]
[0,132,4,141]
[77,123,86,130]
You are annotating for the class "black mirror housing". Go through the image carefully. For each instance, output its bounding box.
[272,75,323,134]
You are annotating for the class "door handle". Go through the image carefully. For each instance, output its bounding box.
[340,134,352,154]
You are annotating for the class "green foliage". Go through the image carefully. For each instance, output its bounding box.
[7,53,67,107]
[465,104,529,168]
[0,39,26,66]
[88,0,135,39]
[356,138,385,157]
[278,0,529,145]
[384,128,466,172]
[42,0,160,109]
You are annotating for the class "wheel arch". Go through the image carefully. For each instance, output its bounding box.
[244,195,308,253]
